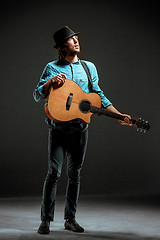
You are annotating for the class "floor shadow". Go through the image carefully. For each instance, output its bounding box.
[83,231,160,240]
[4,229,158,240]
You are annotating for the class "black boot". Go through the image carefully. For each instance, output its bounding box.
[64,219,84,232]
[38,221,50,234]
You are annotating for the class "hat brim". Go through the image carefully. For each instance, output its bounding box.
[54,32,79,48]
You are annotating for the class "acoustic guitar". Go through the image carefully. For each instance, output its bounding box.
[44,79,150,132]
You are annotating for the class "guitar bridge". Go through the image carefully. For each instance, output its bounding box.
[66,93,73,111]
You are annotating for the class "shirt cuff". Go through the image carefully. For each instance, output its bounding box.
[38,85,46,99]
[101,101,112,108]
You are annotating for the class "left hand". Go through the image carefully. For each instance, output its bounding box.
[119,114,132,126]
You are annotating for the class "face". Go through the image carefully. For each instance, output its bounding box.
[65,35,80,55]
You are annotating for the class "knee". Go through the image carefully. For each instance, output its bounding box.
[47,161,62,182]
[67,168,81,183]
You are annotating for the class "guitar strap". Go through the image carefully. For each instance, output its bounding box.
[80,60,95,93]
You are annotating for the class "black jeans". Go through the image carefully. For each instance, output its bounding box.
[41,125,88,221]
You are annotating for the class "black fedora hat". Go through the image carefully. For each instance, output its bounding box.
[53,26,79,48]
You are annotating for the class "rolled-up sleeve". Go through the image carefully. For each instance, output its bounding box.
[33,63,58,102]
[90,63,112,108]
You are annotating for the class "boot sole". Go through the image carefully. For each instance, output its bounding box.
[65,223,84,232]
[37,229,50,234]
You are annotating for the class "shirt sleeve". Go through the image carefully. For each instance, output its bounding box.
[33,63,58,102]
[90,63,112,108]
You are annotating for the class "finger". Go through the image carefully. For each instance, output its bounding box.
[126,115,131,120]
[56,76,65,85]
[56,76,65,82]
[58,74,66,80]
[118,120,124,125]
[123,114,131,119]
[60,74,67,79]
[119,118,132,126]
[124,117,130,122]
[124,117,132,126]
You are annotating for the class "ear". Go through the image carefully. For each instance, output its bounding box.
[63,43,69,49]
[57,47,61,52]
[58,44,68,52]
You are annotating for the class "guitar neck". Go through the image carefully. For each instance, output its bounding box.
[90,105,136,124]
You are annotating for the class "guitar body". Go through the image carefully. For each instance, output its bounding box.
[45,79,101,123]
[44,79,150,132]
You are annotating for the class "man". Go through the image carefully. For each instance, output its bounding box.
[33,26,131,234]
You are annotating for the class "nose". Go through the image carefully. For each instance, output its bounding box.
[73,36,78,43]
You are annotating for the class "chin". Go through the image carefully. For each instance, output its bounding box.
[75,48,80,53]
[72,50,80,55]
[74,46,80,52]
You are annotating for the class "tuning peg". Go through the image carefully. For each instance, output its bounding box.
[137,128,146,133]
[145,121,148,124]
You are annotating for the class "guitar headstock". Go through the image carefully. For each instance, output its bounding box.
[135,118,150,133]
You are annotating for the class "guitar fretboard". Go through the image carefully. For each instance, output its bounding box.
[90,105,124,120]
[90,105,136,124]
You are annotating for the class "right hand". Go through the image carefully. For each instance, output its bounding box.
[51,74,67,86]
[43,74,67,95]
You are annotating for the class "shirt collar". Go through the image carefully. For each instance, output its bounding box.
[58,58,80,65]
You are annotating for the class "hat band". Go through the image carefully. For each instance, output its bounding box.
[54,32,79,48]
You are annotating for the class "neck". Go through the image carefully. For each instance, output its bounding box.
[65,54,78,63]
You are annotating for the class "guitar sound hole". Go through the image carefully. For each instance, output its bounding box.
[79,100,91,113]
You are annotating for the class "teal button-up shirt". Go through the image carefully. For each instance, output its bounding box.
[33,59,112,126]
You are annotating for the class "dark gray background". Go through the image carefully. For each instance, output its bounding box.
[0,0,159,197]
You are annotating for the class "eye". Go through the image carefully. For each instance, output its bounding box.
[72,35,78,41]
[67,35,78,43]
